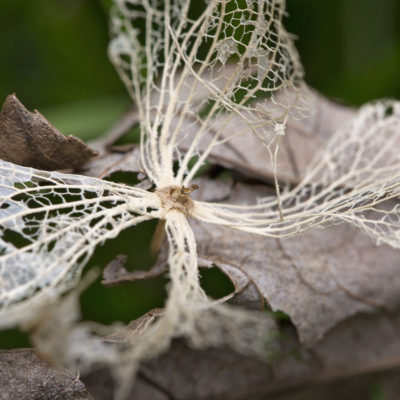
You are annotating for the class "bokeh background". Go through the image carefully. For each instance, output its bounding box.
[0,0,399,351]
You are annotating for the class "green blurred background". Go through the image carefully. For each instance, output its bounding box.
[0,0,399,348]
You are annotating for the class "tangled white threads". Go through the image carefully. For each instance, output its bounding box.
[0,1,399,398]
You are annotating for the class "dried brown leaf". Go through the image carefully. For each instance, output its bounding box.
[82,146,143,179]
[191,182,400,346]
[102,253,168,287]
[204,89,356,184]
[83,366,169,400]
[198,255,259,306]
[116,312,400,400]
[0,94,97,171]
[0,348,93,400]
[105,308,164,343]
[81,312,400,400]
[101,166,399,347]
[89,108,139,152]
[101,250,253,307]
[95,88,355,184]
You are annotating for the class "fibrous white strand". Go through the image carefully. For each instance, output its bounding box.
[0,160,161,327]
[192,101,400,248]
[109,0,307,188]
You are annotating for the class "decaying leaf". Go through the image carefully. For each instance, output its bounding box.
[0,1,399,397]
[94,86,353,186]
[105,308,164,343]
[192,182,400,345]
[205,89,356,184]
[0,348,93,400]
[0,94,97,171]
[83,366,169,400]
[82,146,143,179]
[102,253,168,287]
[193,100,400,249]
[106,176,399,345]
[89,108,140,152]
[83,311,400,400]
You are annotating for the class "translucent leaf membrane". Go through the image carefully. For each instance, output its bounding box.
[193,101,400,248]
[0,160,161,327]
[109,0,307,188]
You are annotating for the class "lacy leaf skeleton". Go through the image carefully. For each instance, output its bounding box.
[0,0,400,384]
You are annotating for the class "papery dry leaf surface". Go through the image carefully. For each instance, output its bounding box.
[102,176,400,345]
[205,90,356,183]
[0,349,93,400]
[82,312,400,400]
[0,95,97,171]
[192,182,400,345]
[82,146,142,179]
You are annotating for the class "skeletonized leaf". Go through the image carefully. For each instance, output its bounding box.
[0,95,97,171]
[100,176,233,288]
[0,160,160,328]
[0,0,399,388]
[193,100,400,248]
[109,0,307,187]
[0,0,307,363]
[114,174,399,345]
[92,85,351,185]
